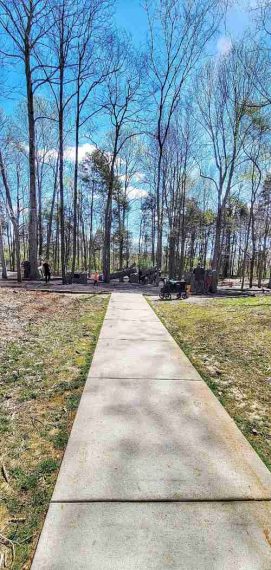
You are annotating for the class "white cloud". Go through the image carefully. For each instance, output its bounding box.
[36,147,148,203]
[36,147,57,161]
[37,143,96,163]
[64,143,96,162]
[133,172,145,183]
[127,186,148,199]
[217,36,232,56]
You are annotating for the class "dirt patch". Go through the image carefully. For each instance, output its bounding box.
[0,290,108,569]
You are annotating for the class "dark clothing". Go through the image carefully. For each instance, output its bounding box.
[194,266,205,280]
[193,266,201,281]
[43,263,51,283]
[193,265,205,294]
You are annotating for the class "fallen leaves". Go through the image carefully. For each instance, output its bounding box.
[0,289,108,569]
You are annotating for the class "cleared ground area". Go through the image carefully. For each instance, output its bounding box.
[0,289,108,569]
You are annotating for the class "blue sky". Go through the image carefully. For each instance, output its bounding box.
[1,0,253,147]
[114,0,148,46]
[0,0,256,236]
[114,0,251,49]
[110,0,254,226]
[1,0,252,117]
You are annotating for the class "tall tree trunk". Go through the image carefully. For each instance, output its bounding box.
[0,222,7,279]
[7,224,11,269]
[46,157,59,259]
[212,200,223,271]
[189,232,196,272]
[156,150,163,270]
[25,48,38,279]
[179,186,186,278]
[59,54,66,283]
[88,180,94,272]
[103,193,112,282]
[151,204,155,266]
[71,82,80,276]
[241,211,252,290]
[103,153,117,282]
[168,229,176,278]
[37,161,44,259]
[222,225,231,279]
[258,230,268,287]
[249,211,256,288]
[119,203,124,273]
[0,150,22,282]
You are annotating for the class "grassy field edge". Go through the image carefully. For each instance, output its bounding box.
[0,291,109,569]
[147,295,271,473]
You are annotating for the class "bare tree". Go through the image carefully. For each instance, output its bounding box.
[145,0,223,270]
[42,0,81,283]
[162,105,197,277]
[196,44,256,271]
[0,201,7,278]
[101,38,143,282]
[0,146,22,281]
[0,0,52,278]
[241,134,263,289]
[115,138,142,272]
[71,0,113,277]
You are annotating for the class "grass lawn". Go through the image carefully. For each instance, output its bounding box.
[0,289,108,569]
[150,295,271,473]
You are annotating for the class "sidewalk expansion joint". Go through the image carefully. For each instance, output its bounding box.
[104,318,158,322]
[99,338,176,341]
[87,376,204,381]
[51,498,271,504]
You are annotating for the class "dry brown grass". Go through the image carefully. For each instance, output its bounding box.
[0,289,108,569]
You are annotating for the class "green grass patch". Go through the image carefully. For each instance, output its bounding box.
[52,428,69,450]
[0,410,10,433]
[150,296,271,472]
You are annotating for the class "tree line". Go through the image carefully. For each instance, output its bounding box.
[0,0,270,287]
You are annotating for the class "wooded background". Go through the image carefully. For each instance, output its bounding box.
[0,0,270,286]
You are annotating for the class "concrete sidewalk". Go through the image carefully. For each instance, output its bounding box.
[32,293,271,569]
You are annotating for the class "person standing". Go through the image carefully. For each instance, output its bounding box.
[94,270,99,286]
[43,260,51,283]
[193,263,205,294]
[38,260,44,279]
